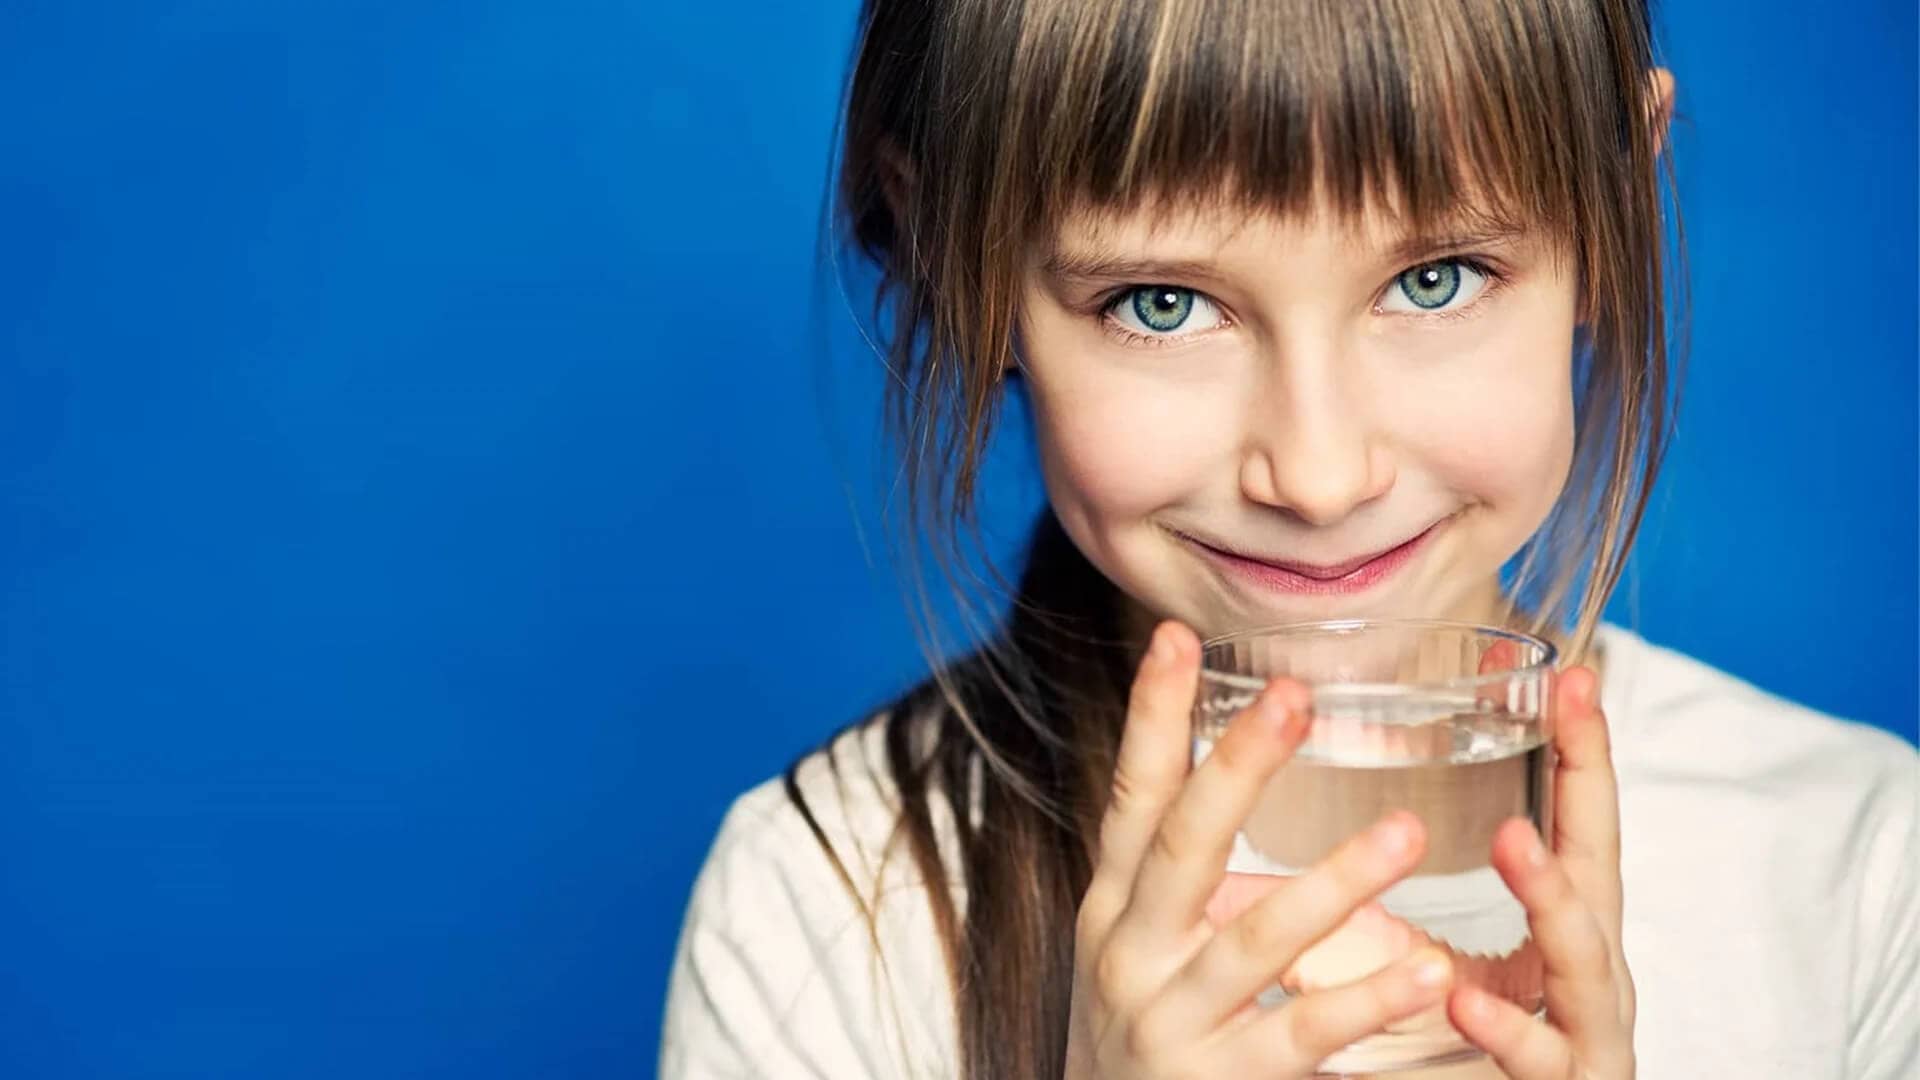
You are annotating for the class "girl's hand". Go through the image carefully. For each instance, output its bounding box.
[1064,621,1456,1079]
[1446,667,1637,1079]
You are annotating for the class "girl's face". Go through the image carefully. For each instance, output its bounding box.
[1016,195,1579,639]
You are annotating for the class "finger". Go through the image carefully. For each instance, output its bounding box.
[1219,946,1454,1075]
[1550,666,1623,932]
[1122,675,1312,938]
[1280,899,1425,995]
[1492,817,1628,1065]
[1087,621,1204,919]
[1151,812,1427,1037]
[1479,639,1521,675]
[1202,871,1288,928]
[1474,638,1523,715]
[1448,983,1575,1080]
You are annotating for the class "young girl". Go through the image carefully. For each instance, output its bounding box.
[661,0,1916,1076]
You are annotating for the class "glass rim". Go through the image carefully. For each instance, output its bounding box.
[1198,617,1560,694]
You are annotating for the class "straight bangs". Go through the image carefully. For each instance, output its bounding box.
[983,0,1651,303]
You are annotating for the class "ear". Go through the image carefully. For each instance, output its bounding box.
[876,140,1021,382]
[1646,67,1676,155]
[1576,70,1674,329]
[876,138,915,234]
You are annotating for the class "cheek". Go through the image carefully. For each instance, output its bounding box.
[1412,373,1572,506]
[1029,378,1231,525]
[1020,332,1241,524]
[1386,315,1576,521]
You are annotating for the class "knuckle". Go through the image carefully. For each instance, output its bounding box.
[1309,845,1381,914]
[1359,967,1414,1025]
[1557,910,1611,972]
[1105,764,1164,823]
[1147,813,1199,869]
[1209,724,1271,776]
[1122,1006,1174,1064]
[1095,806,1131,862]
[1282,996,1341,1064]
[1531,856,1575,904]
[1107,765,1144,811]
[1077,883,1123,946]
[1092,940,1138,1004]
[1095,814,1123,862]
[1272,877,1336,940]
[1358,980,1403,1030]
[1232,892,1298,958]
[1547,826,1589,860]
[1587,701,1614,746]
[1325,843,1380,896]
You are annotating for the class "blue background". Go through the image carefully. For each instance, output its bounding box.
[1,2,1912,1076]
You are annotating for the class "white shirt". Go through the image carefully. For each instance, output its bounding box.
[659,625,1919,1078]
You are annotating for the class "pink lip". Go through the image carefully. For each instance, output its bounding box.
[1180,520,1444,596]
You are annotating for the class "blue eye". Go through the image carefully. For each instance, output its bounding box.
[1399,263,1460,308]
[1105,286,1226,342]
[1383,259,1491,314]
[1132,287,1194,330]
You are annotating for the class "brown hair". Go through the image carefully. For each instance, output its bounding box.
[791,1,1683,1075]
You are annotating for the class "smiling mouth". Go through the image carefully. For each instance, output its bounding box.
[1175,519,1447,596]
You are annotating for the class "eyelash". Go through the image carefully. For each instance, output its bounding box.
[1092,255,1510,347]
[1094,294,1224,349]
[1392,256,1508,324]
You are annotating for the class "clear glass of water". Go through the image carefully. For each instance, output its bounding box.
[1192,618,1558,1075]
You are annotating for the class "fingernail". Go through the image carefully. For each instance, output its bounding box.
[1372,816,1413,857]
[1411,951,1451,989]
[1459,984,1493,1018]
[1259,690,1294,734]
[1264,680,1312,728]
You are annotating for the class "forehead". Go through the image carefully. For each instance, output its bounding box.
[1038,188,1539,275]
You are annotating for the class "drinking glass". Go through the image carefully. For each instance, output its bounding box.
[1193,618,1558,1074]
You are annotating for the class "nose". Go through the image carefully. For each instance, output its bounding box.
[1238,345,1394,526]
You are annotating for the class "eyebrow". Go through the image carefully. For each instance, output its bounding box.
[1383,223,1528,264]
[1037,251,1230,285]
[1039,223,1529,285]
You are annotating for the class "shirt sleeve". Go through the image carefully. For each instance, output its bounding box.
[1846,741,1919,1079]
[658,760,959,1080]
